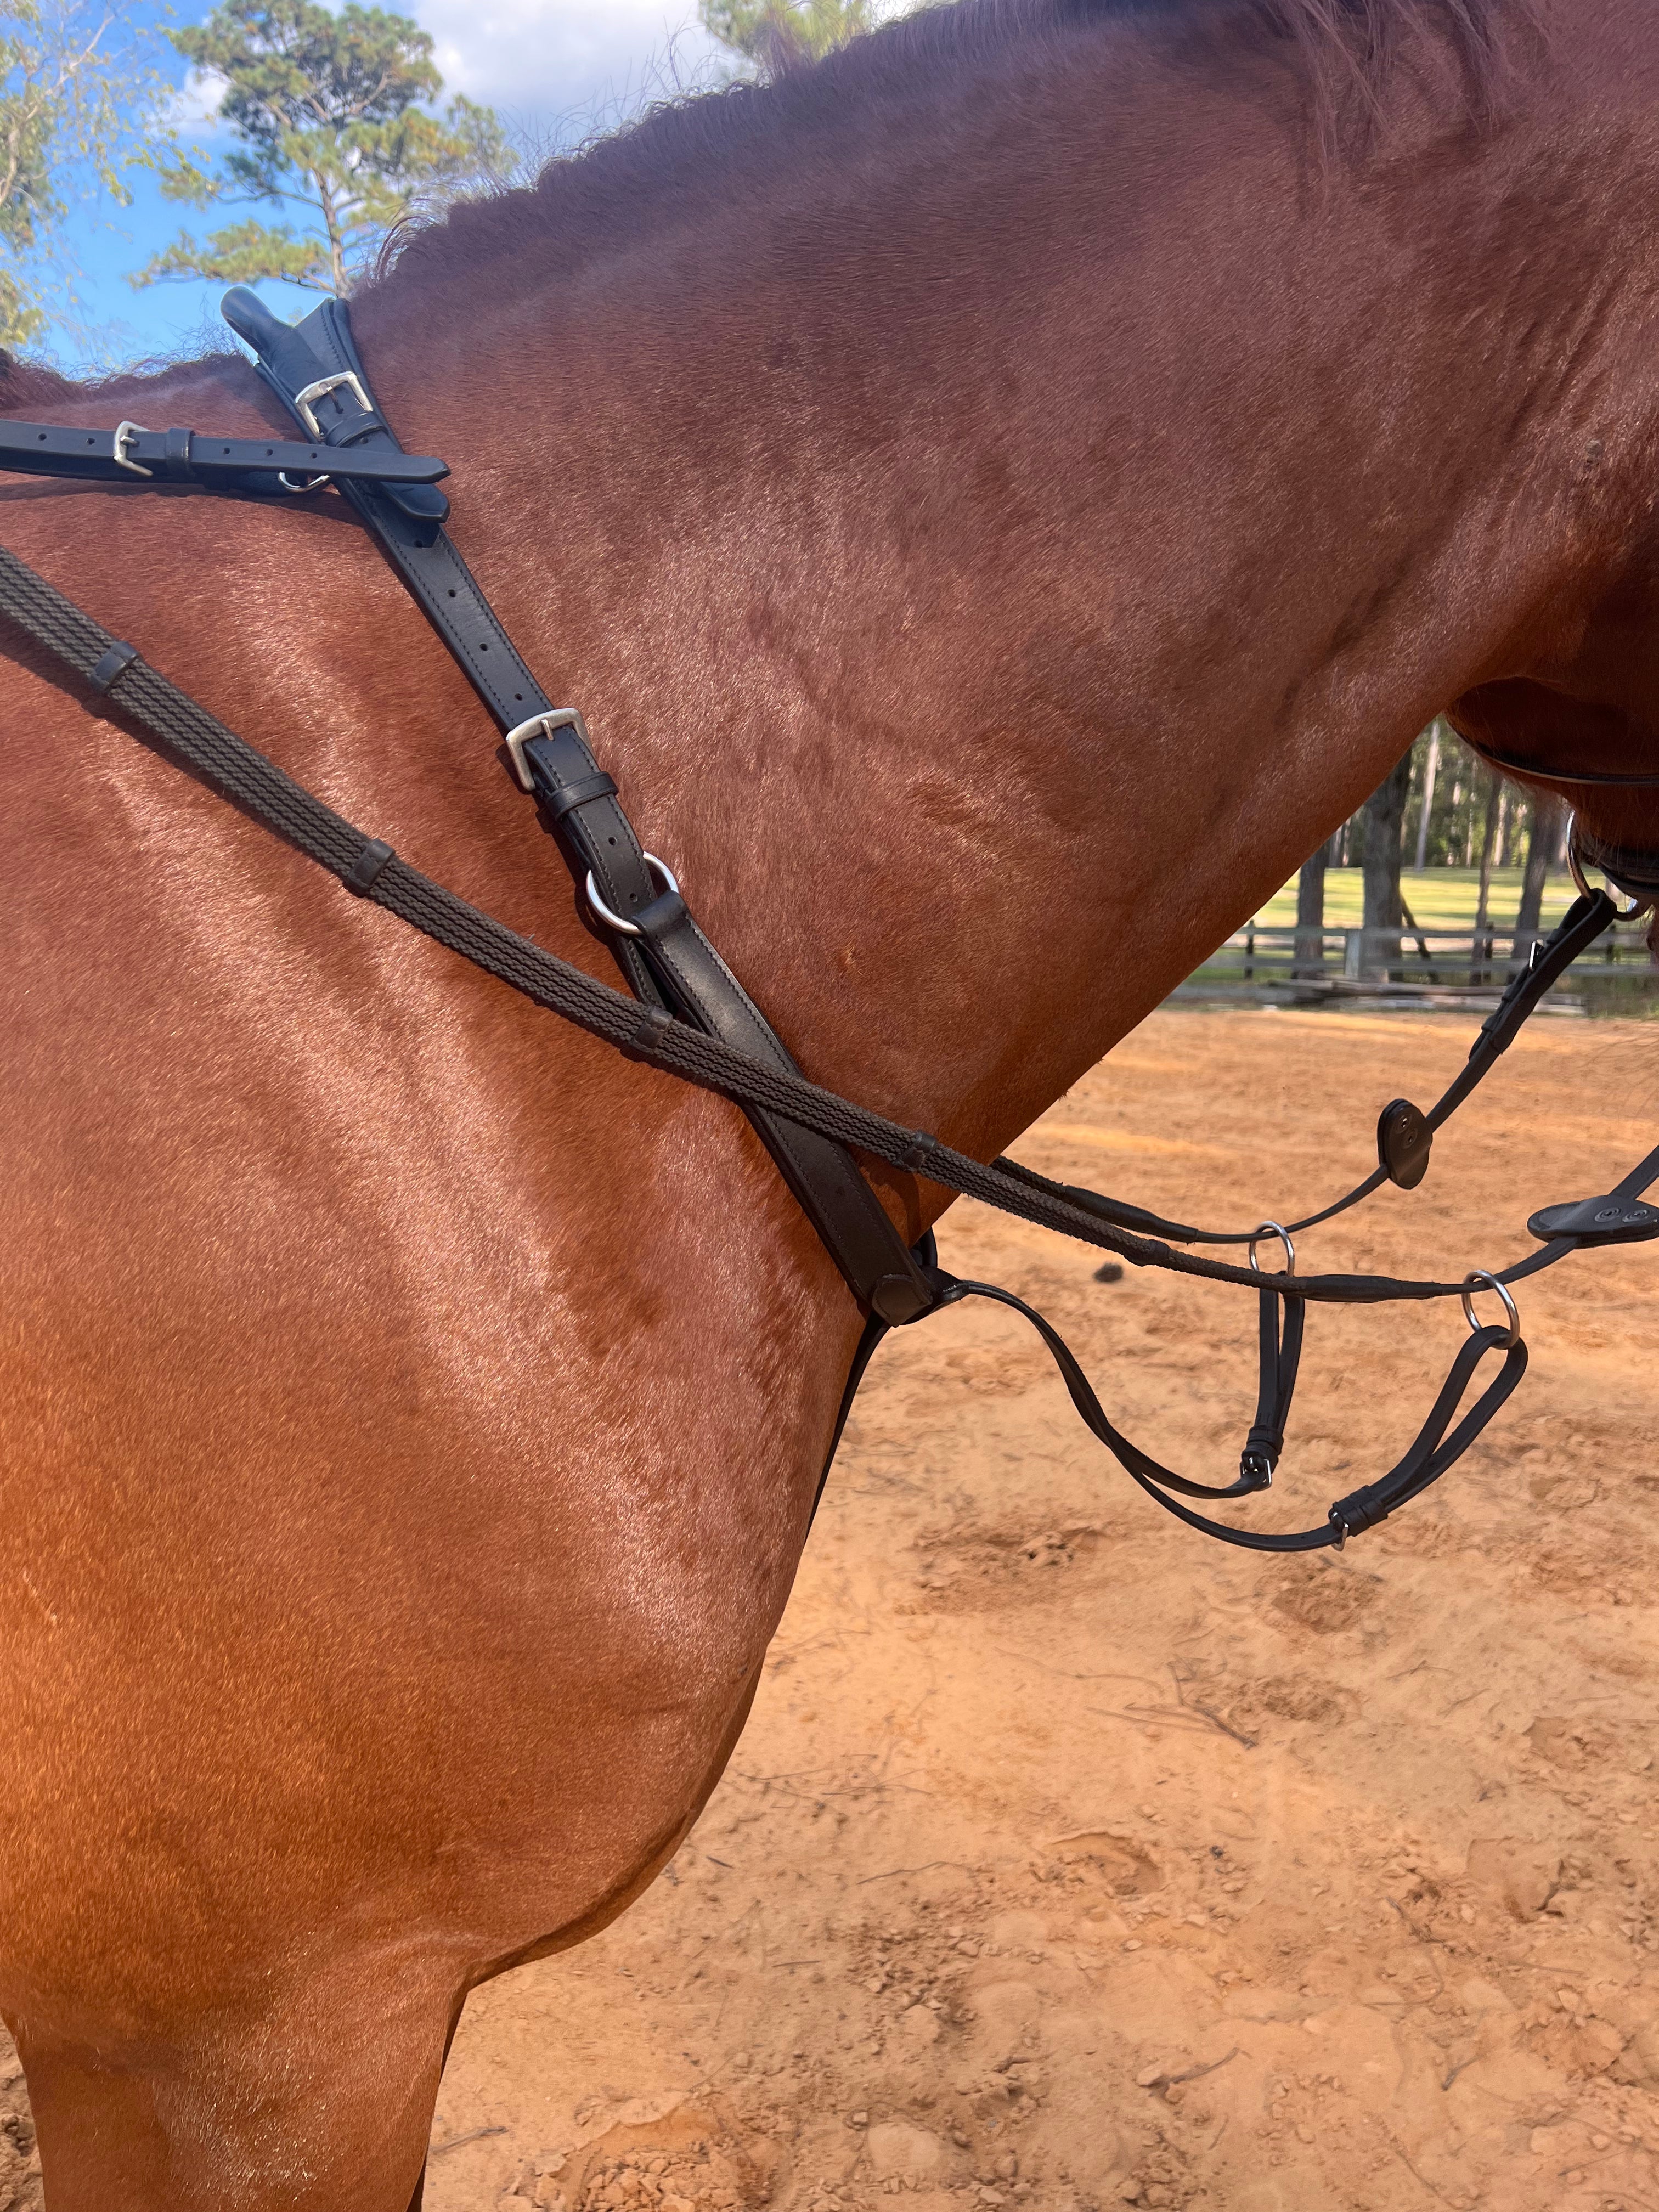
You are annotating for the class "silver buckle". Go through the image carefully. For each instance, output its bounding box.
[504,708,590,793]
[293,371,371,441]
[112,421,152,478]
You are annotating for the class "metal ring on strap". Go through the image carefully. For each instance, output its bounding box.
[585,855,679,937]
[1460,1271,1520,1348]
[1248,1221,1296,1276]
[1568,814,1655,921]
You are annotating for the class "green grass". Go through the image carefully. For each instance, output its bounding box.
[1253,866,1576,932]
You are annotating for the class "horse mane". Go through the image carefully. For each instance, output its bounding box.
[0,0,1523,393]
[375,0,1530,302]
[843,0,1520,102]
[0,354,81,407]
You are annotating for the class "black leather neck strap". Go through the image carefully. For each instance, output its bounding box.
[0,416,449,492]
[218,287,934,1327]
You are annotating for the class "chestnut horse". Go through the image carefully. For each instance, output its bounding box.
[5,0,1659,2202]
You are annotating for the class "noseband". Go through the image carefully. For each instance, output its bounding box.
[6,289,1659,1560]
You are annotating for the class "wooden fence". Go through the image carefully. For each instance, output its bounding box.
[1172,921,1659,1013]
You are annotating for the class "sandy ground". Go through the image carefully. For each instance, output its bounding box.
[5,1007,1659,2212]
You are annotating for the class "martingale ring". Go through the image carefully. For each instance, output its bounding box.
[1567,814,1655,921]
[1248,1221,1296,1276]
[585,854,679,938]
[1461,1271,1521,1348]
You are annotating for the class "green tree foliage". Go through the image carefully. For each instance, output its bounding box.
[1396,720,1560,876]
[701,0,882,75]
[137,0,506,297]
[0,0,173,347]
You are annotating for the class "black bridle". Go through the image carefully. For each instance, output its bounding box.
[6,286,1659,1556]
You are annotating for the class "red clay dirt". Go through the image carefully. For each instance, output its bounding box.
[5,1006,1659,2212]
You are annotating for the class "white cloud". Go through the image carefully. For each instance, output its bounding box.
[161,64,236,143]
[412,0,726,144]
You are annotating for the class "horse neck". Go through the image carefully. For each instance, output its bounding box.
[331,4,1659,1162]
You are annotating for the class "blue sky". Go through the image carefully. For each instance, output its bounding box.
[48,0,724,373]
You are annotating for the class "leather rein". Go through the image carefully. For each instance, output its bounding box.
[7,285,1659,1557]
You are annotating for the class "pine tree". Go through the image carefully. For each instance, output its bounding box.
[136,0,506,297]
[701,0,883,75]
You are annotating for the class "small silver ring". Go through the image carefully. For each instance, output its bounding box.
[585,854,679,936]
[1567,814,1653,920]
[276,470,330,494]
[1461,1271,1520,1348]
[1248,1221,1296,1277]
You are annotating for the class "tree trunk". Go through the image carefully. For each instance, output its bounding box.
[1414,720,1441,870]
[1513,792,1563,961]
[1360,749,1413,978]
[1471,763,1502,981]
[1294,835,1332,979]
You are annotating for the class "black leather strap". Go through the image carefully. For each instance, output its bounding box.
[1326,1326,1527,1541]
[1429,890,1618,1127]
[220,287,933,1323]
[998,890,1623,1254]
[0,414,448,492]
[810,1230,940,1525]
[504,712,663,1008]
[622,859,936,1322]
[1469,746,1659,788]
[1240,1284,1304,1489]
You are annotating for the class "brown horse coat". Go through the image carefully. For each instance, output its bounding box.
[4,1,1659,2201]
